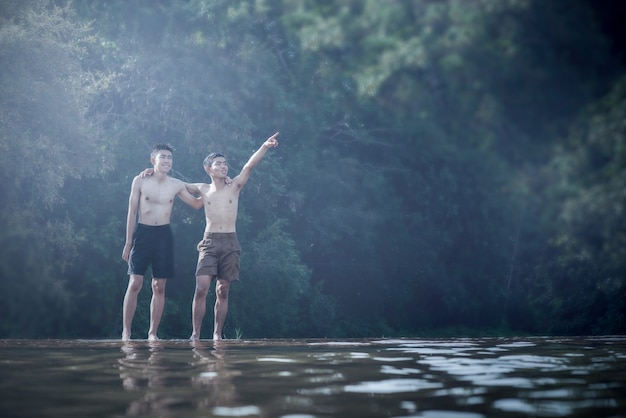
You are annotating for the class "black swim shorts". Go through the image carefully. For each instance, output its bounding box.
[196,232,241,281]
[128,223,175,278]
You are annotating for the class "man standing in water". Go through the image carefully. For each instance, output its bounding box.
[187,132,279,340]
[121,144,202,341]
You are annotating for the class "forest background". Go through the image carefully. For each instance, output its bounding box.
[1,0,624,339]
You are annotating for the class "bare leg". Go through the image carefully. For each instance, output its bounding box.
[190,275,213,340]
[213,279,231,341]
[122,275,143,341]
[147,278,167,341]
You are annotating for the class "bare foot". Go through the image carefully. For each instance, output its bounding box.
[213,333,222,341]
[189,334,200,341]
[147,334,159,341]
[121,332,131,341]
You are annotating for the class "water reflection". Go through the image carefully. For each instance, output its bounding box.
[117,341,172,415]
[116,340,245,416]
[190,340,240,410]
[0,336,624,417]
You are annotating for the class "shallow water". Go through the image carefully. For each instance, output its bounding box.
[0,337,625,417]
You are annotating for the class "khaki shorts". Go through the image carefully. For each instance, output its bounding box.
[195,232,241,281]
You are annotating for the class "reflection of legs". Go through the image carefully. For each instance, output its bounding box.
[190,341,238,408]
[191,275,213,340]
[119,342,140,390]
[214,279,231,341]
[122,275,143,341]
[148,278,167,341]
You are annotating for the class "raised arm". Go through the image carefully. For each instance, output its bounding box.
[233,132,279,188]
[122,176,141,262]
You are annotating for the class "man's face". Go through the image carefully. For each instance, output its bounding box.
[152,150,173,173]
[208,157,229,177]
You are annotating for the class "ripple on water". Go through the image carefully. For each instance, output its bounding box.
[212,405,261,416]
[0,337,624,417]
[344,378,442,393]
[410,411,486,418]
[257,357,297,363]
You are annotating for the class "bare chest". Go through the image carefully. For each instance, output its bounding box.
[203,188,239,215]
[140,180,178,206]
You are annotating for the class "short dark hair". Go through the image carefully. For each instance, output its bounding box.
[151,144,173,158]
[203,152,226,167]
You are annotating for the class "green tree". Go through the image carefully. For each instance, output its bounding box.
[0,0,113,336]
[1,0,621,338]
[524,76,626,335]
[63,0,327,338]
[280,0,619,336]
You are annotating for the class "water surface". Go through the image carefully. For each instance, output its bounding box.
[1,336,625,417]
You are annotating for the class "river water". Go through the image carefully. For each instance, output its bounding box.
[0,336,625,417]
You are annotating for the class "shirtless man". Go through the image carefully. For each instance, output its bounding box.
[121,144,202,341]
[187,132,279,340]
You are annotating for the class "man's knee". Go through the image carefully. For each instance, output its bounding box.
[215,281,230,300]
[152,278,166,295]
[194,275,212,298]
[127,276,143,293]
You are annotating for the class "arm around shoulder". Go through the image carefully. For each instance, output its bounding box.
[179,181,203,210]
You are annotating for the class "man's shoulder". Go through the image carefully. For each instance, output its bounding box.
[228,176,245,191]
[166,176,185,185]
[131,174,149,191]
[165,176,189,193]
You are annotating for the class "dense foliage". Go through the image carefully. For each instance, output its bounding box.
[0,0,624,339]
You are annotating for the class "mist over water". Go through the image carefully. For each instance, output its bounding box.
[0,336,625,417]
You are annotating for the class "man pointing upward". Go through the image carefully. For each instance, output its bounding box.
[186,132,279,340]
